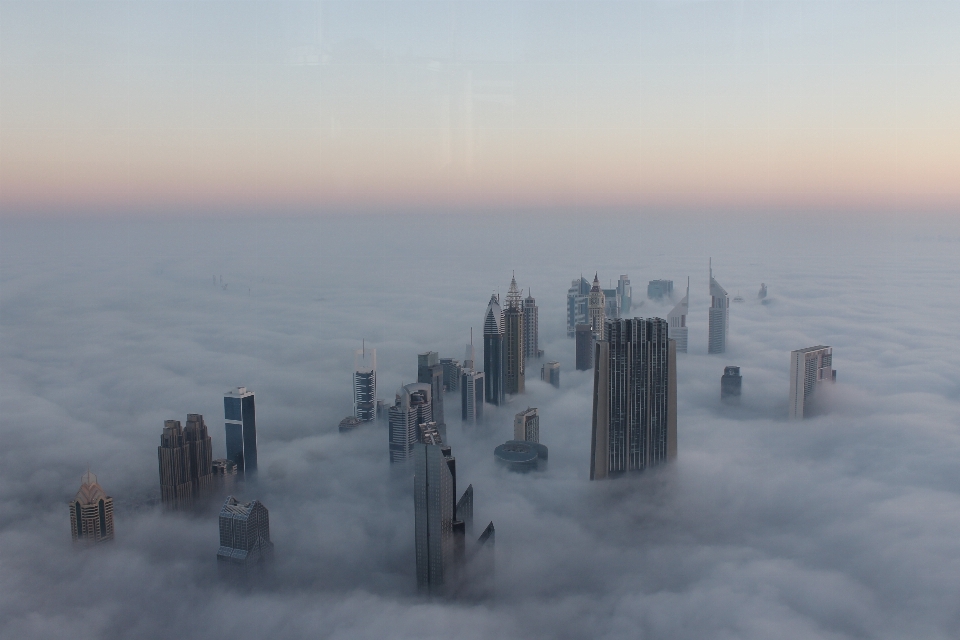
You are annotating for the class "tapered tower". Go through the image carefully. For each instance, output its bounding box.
[483,294,505,406]
[503,274,525,396]
[588,274,606,340]
[708,259,729,354]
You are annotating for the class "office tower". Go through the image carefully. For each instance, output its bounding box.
[388,383,433,463]
[503,275,525,396]
[158,419,192,505]
[461,368,484,425]
[464,329,476,370]
[668,277,690,353]
[590,318,677,480]
[418,352,446,428]
[184,414,214,494]
[212,459,238,489]
[414,429,473,594]
[541,361,560,388]
[354,347,377,422]
[618,275,632,316]
[575,324,594,371]
[376,399,386,420]
[789,346,836,420]
[721,366,742,403]
[514,407,540,443]
[588,274,606,340]
[217,497,273,566]
[224,387,257,475]
[567,276,591,337]
[648,280,674,300]
[483,294,505,406]
[523,292,540,360]
[708,259,729,354]
[440,358,462,392]
[70,471,114,544]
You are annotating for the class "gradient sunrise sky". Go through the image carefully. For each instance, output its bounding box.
[1,0,958,215]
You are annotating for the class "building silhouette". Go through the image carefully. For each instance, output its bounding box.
[503,275,525,396]
[354,347,377,422]
[567,276,591,337]
[494,440,548,472]
[789,346,836,419]
[708,259,729,354]
[588,274,606,340]
[668,277,690,353]
[418,351,446,428]
[184,414,214,494]
[224,387,257,475]
[590,318,678,480]
[440,358,462,392]
[523,291,540,360]
[575,324,594,371]
[483,294,505,406]
[212,458,237,489]
[158,419,192,505]
[721,366,742,403]
[70,471,114,545]
[217,497,273,566]
[541,361,560,388]
[388,383,433,463]
[648,280,674,300]
[461,368,484,425]
[618,275,633,316]
[514,407,540,443]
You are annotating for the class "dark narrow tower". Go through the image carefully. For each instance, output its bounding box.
[224,387,258,475]
[503,274,525,396]
[159,419,192,505]
[184,414,214,495]
[483,294,505,406]
[523,289,539,360]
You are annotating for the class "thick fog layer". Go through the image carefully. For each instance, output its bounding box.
[1,214,959,639]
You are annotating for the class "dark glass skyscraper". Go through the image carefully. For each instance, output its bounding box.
[184,413,214,493]
[590,318,677,480]
[158,419,192,505]
[354,348,377,422]
[503,276,525,396]
[575,324,594,371]
[523,291,539,360]
[418,351,445,427]
[224,387,257,475]
[483,294,505,406]
[721,366,742,402]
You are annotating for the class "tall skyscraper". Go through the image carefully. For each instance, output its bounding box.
[464,329,476,370]
[503,275,525,396]
[668,277,690,353]
[483,294,505,406]
[575,324,594,371]
[541,361,560,388]
[217,497,273,566]
[721,366,742,403]
[440,358,462,392]
[708,259,729,354]
[523,291,540,360]
[590,318,677,480]
[789,346,836,419]
[514,407,540,443]
[354,347,377,422]
[603,285,621,319]
[418,351,446,428]
[618,275,632,316]
[588,274,606,340]
[184,414,214,494]
[647,280,674,300]
[414,429,474,594]
[70,471,114,544]
[224,387,257,475]
[388,383,433,463]
[158,419,192,505]
[461,368,484,425]
[567,276,591,337]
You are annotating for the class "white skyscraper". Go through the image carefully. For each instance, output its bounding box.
[789,346,836,419]
[588,274,606,341]
[708,259,729,354]
[668,277,689,353]
[354,347,377,422]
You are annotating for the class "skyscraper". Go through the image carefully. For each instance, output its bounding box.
[567,276,591,337]
[590,318,677,480]
[575,324,594,371]
[523,291,540,360]
[414,429,474,594]
[789,346,836,420]
[354,347,377,422]
[541,361,560,388]
[668,277,690,353]
[721,366,742,403]
[503,275,525,396]
[647,280,674,300]
[514,407,540,443]
[158,419,192,505]
[618,275,632,316]
[184,414,214,494]
[440,358,462,392]
[224,387,257,475]
[483,294,505,406]
[708,259,729,354]
[464,330,476,370]
[70,471,114,545]
[418,351,446,428]
[217,497,273,566]
[461,368,484,425]
[388,383,433,463]
[588,274,606,340]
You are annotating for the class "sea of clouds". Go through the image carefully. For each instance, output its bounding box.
[1,212,958,639]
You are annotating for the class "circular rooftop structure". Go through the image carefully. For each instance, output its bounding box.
[494,440,544,472]
[338,416,362,432]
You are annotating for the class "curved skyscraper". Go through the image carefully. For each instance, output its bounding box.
[668,277,689,353]
[483,294,505,406]
[708,259,729,354]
